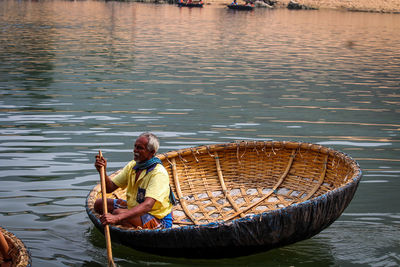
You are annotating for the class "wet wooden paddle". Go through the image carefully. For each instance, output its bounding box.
[98,150,116,267]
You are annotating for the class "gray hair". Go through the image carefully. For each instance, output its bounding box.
[138,132,160,153]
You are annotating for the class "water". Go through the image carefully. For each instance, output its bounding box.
[0,0,399,266]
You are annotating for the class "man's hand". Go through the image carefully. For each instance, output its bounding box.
[100,213,120,226]
[95,154,107,174]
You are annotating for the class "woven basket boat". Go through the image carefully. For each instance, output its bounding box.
[0,227,31,267]
[86,141,362,258]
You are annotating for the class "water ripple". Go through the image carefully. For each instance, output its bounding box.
[0,1,399,266]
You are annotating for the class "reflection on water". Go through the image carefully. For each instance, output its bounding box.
[0,1,399,266]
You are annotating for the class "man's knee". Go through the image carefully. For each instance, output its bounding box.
[112,208,124,215]
[94,198,114,214]
[94,199,103,213]
[111,209,142,227]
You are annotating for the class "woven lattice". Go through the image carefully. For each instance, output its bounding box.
[0,226,30,267]
[88,141,359,227]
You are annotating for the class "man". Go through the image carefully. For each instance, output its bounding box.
[94,132,173,229]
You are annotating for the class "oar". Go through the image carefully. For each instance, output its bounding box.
[98,150,116,267]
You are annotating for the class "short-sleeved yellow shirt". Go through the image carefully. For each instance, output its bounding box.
[112,160,172,219]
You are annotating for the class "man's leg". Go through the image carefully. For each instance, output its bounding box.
[94,198,120,214]
[111,208,142,227]
[111,209,161,229]
[94,199,161,229]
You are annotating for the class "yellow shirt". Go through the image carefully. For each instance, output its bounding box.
[112,160,172,219]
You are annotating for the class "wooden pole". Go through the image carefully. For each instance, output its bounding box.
[98,150,116,267]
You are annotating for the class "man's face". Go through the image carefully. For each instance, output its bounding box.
[134,136,154,162]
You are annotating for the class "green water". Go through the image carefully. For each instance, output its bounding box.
[0,1,399,266]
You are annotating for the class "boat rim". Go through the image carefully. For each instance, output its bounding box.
[86,140,362,232]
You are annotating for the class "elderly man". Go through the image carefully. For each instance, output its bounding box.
[94,132,173,229]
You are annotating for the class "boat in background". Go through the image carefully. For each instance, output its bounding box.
[177,1,204,7]
[86,141,362,258]
[227,4,254,10]
[0,226,31,267]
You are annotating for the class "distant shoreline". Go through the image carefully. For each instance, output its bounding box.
[203,0,400,13]
[278,0,400,13]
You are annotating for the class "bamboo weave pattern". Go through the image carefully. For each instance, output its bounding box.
[103,141,358,227]
[0,226,30,267]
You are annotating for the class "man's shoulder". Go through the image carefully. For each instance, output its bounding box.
[146,164,170,190]
[113,160,136,187]
[117,160,136,177]
[126,160,136,166]
[146,164,169,184]
[153,163,168,175]
[122,160,136,170]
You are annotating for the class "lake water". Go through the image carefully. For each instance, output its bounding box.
[0,0,399,266]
